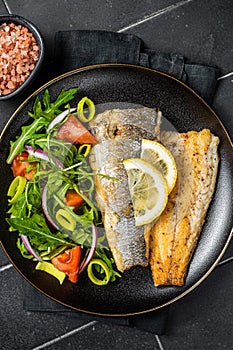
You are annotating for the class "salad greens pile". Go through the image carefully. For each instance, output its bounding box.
[6,87,121,285]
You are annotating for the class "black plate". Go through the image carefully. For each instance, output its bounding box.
[0,64,232,316]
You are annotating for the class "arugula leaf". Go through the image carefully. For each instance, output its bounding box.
[7,180,41,222]
[54,88,78,111]
[28,95,55,121]
[7,194,28,222]
[7,88,79,164]
[43,89,51,111]
[7,215,72,247]
[6,117,46,164]
[30,96,41,118]
[28,88,78,121]
[34,137,79,169]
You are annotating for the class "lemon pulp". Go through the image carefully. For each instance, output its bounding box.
[141,139,177,194]
[123,158,168,226]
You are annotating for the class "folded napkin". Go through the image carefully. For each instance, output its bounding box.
[54,30,220,104]
[23,280,169,333]
[23,30,220,335]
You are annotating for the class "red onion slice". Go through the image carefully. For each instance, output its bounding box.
[41,185,60,231]
[25,145,64,169]
[79,222,98,274]
[47,108,76,132]
[21,235,42,261]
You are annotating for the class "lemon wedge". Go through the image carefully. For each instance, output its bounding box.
[141,139,177,194]
[123,158,168,226]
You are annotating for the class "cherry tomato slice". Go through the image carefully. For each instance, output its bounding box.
[12,152,36,180]
[56,114,97,144]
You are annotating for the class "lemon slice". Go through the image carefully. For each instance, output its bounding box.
[123,158,168,226]
[141,139,177,193]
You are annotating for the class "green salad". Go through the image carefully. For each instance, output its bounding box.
[6,87,121,285]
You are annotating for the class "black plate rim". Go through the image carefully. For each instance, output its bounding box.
[1,63,232,317]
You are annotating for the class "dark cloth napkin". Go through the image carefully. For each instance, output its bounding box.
[23,30,220,335]
[54,30,219,104]
[23,280,169,333]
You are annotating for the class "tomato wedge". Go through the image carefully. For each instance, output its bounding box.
[51,246,82,283]
[56,114,97,144]
[65,189,84,209]
[12,152,36,180]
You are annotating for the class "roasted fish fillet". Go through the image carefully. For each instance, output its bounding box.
[148,129,219,286]
[89,108,161,142]
[89,108,161,272]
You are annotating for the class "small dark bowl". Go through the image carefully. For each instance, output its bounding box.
[0,14,45,100]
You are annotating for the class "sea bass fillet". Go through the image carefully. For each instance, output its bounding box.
[89,108,161,142]
[147,129,219,286]
[89,108,161,272]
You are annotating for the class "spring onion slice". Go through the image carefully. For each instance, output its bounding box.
[77,97,95,122]
[55,208,76,232]
[7,176,27,204]
[78,144,92,157]
[47,108,76,132]
[87,258,111,285]
[36,261,66,284]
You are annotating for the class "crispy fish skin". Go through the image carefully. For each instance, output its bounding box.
[89,108,160,272]
[89,108,160,142]
[90,139,149,272]
[149,129,219,286]
[90,139,141,217]
[103,210,149,272]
